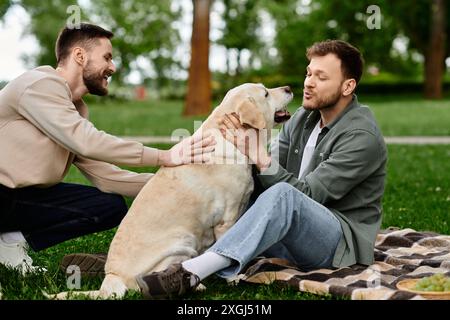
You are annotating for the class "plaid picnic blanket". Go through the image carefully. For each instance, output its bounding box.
[236,228,450,300]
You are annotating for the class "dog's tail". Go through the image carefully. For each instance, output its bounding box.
[44,274,128,300]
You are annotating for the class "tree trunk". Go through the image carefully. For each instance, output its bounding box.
[184,0,211,116]
[236,49,242,76]
[226,49,230,75]
[424,0,446,99]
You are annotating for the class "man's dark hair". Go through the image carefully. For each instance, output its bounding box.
[306,40,364,84]
[55,23,114,65]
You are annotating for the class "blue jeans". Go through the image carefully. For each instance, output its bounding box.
[208,182,343,277]
[0,183,127,251]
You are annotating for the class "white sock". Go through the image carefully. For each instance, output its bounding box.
[182,251,232,285]
[0,231,26,244]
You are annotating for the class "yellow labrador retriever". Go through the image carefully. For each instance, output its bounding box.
[51,83,292,299]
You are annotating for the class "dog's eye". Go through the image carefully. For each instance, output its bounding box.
[264,90,269,98]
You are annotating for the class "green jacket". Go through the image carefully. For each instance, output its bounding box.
[257,95,387,267]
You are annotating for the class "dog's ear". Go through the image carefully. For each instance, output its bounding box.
[236,98,266,129]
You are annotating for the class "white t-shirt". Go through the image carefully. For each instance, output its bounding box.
[298,120,322,178]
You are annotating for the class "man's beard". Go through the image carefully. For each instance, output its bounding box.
[303,87,341,111]
[83,62,108,96]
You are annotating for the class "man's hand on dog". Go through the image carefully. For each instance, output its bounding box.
[219,113,271,171]
[158,133,216,167]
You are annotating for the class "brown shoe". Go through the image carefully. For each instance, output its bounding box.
[60,253,107,278]
[136,263,200,299]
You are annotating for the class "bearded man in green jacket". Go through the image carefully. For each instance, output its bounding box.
[135,39,388,299]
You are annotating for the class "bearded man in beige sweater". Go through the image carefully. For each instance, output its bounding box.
[0,23,215,273]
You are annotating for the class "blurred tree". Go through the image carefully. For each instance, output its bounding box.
[262,0,325,80]
[217,0,262,76]
[2,0,181,87]
[184,0,211,116]
[265,0,448,99]
[0,0,13,19]
[263,0,400,81]
[88,0,181,87]
[424,0,446,99]
[384,0,447,99]
[314,1,400,73]
[447,5,450,64]
[16,0,86,67]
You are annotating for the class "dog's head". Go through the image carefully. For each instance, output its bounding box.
[220,83,293,129]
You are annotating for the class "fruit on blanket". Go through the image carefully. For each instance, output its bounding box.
[414,273,450,292]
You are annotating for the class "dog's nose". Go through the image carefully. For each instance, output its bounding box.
[284,86,292,94]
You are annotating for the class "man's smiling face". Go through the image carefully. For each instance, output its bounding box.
[82,37,116,96]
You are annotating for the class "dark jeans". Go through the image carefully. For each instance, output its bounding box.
[0,183,127,251]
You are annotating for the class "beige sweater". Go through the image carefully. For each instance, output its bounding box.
[0,66,159,197]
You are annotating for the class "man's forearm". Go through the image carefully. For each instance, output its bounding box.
[156,149,169,166]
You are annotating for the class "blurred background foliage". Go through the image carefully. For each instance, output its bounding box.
[0,0,449,109]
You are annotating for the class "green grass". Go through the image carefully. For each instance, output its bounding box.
[382,145,450,234]
[88,100,206,136]
[1,144,448,300]
[1,96,449,299]
[87,95,450,137]
[362,95,450,136]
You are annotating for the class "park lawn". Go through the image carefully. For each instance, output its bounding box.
[1,95,449,299]
[1,144,448,300]
[85,94,450,136]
